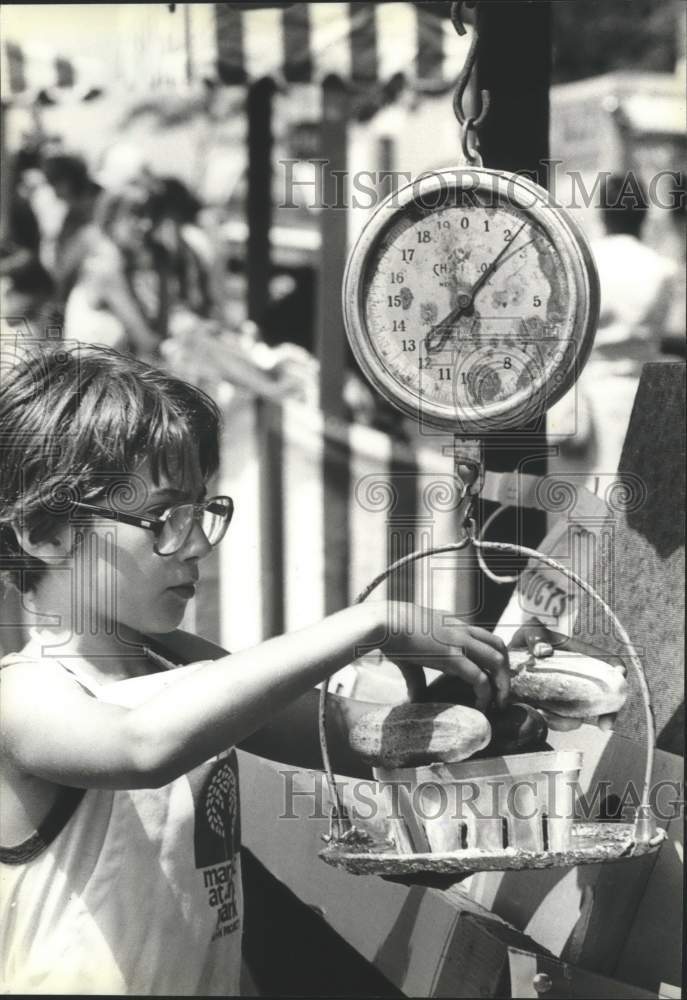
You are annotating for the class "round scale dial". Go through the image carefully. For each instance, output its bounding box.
[343,169,599,432]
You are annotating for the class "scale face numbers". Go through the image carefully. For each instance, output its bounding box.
[343,168,599,432]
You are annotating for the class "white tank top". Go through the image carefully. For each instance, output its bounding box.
[0,650,243,996]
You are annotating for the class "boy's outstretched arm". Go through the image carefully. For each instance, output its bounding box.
[149,629,416,776]
[1,601,508,789]
[140,601,508,782]
[239,687,379,777]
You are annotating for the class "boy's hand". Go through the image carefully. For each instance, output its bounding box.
[375,603,510,713]
[508,623,626,731]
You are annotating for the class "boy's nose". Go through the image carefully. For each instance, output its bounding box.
[178,518,213,561]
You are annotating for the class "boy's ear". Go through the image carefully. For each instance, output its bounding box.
[11,523,72,561]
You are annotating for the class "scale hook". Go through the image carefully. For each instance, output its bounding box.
[450,1,490,130]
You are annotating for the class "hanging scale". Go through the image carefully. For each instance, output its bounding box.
[319,1,665,879]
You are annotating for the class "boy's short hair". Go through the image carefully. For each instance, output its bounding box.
[0,344,221,594]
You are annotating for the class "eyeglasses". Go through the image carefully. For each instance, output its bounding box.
[71,495,234,556]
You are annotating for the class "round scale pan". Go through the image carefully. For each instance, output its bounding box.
[319,822,667,877]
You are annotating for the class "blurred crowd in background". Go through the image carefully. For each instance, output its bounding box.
[0,134,389,428]
[2,132,683,471]
[548,168,684,478]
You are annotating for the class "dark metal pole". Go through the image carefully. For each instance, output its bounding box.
[247,78,284,638]
[247,78,275,327]
[318,76,351,613]
[476,0,551,182]
[0,102,9,246]
[317,75,349,420]
[474,0,552,626]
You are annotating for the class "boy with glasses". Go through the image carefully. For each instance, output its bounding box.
[0,344,509,994]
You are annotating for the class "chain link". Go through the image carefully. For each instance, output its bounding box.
[460,116,483,166]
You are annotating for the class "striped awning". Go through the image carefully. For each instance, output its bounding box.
[211,3,470,90]
[117,3,471,105]
[1,39,104,104]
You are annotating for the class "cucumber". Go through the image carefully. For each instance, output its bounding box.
[348,702,491,769]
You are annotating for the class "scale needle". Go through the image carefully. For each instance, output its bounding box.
[425,221,528,354]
